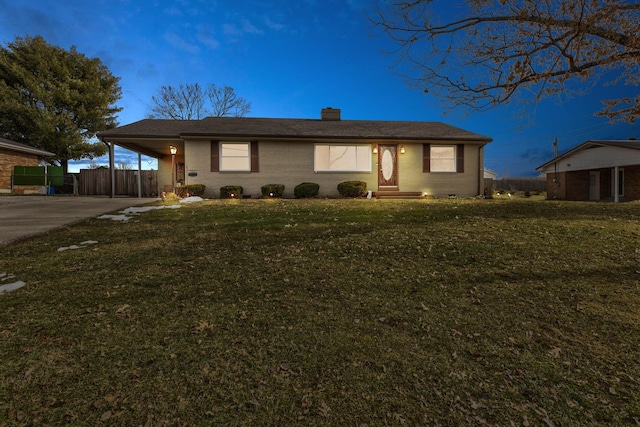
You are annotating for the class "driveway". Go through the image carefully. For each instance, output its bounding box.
[0,196,156,245]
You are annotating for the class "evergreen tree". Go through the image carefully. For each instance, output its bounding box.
[0,35,122,172]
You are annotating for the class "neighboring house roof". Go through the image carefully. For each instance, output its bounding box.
[99,117,492,142]
[483,168,497,179]
[536,139,640,172]
[0,137,55,157]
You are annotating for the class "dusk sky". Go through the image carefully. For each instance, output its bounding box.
[2,0,639,176]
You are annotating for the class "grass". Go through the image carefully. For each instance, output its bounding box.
[1,198,640,426]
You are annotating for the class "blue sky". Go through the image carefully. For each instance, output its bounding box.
[2,0,639,176]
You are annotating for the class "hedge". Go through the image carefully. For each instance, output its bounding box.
[337,181,367,198]
[175,184,206,198]
[294,182,320,198]
[261,184,285,198]
[220,185,243,199]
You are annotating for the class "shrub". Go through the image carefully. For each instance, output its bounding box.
[337,181,367,198]
[162,192,181,203]
[261,184,285,198]
[220,185,243,199]
[175,184,206,198]
[294,182,319,198]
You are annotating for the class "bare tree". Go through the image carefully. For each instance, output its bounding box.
[207,85,251,117]
[374,0,640,123]
[148,83,207,120]
[148,83,251,119]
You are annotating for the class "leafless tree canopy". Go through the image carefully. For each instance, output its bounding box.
[149,83,207,120]
[207,85,252,118]
[375,0,640,123]
[148,83,251,119]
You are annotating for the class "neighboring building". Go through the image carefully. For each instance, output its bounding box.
[98,108,492,198]
[536,139,640,202]
[0,138,55,194]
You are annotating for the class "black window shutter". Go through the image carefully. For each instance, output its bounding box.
[250,141,259,172]
[211,141,219,172]
[456,144,464,173]
[423,144,431,173]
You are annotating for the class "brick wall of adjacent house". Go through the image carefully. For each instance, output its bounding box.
[545,171,566,200]
[0,148,41,193]
[622,165,640,201]
[547,166,640,201]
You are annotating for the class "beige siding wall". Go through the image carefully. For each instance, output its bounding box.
[164,139,484,198]
[398,142,482,197]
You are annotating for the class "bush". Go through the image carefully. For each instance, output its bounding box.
[175,184,206,198]
[337,181,367,198]
[162,192,180,203]
[294,182,319,198]
[261,184,285,198]
[220,185,243,199]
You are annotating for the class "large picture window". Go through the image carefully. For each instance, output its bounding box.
[314,144,371,172]
[220,143,250,171]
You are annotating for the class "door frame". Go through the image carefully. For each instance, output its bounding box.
[378,144,399,190]
[589,171,600,201]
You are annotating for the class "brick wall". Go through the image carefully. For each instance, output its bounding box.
[545,172,566,200]
[547,166,640,201]
[0,148,41,193]
[622,165,640,201]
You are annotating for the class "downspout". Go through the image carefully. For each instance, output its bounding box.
[478,144,485,196]
[614,166,619,203]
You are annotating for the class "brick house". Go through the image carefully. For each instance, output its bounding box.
[98,108,492,198]
[536,139,640,202]
[0,138,55,194]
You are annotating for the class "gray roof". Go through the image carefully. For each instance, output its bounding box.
[99,117,492,142]
[0,137,55,157]
[536,139,640,170]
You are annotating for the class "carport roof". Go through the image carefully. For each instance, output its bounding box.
[98,116,492,157]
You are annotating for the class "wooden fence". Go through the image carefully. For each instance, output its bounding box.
[494,178,547,192]
[79,169,158,197]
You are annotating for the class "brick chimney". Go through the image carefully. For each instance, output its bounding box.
[321,107,341,121]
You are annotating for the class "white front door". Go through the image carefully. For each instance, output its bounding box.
[589,171,600,201]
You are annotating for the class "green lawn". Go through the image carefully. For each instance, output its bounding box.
[1,198,639,426]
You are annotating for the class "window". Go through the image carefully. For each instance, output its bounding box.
[423,144,464,173]
[430,146,456,172]
[314,144,371,172]
[220,143,250,171]
[211,141,259,172]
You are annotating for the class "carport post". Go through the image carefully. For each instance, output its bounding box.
[109,142,115,198]
[137,153,142,198]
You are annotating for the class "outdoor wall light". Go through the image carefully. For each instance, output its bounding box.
[170,145,177,155]
[372,146,378,154]
[400,145,406,154]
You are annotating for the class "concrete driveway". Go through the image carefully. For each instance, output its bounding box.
[0,196,156,245]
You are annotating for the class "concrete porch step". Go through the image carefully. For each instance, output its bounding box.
[374,191,423,199]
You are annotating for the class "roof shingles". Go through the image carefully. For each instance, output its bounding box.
[99,117,492,142]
